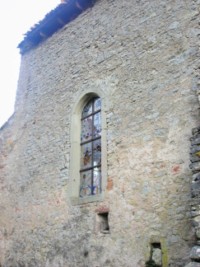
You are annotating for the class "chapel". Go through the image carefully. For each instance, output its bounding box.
[0,0,200,266]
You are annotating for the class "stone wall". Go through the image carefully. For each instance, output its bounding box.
[0,0,199,266]
[186,18,200,265]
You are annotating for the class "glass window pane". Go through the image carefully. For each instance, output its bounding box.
[81,116,93,142]
[80,170,92,197]
[82,100,93,118]
[93,112,101,138]
[93,167,101,195]
[81,142,92,169]
[94,98,101,111]
[93,139,101,166]
[80,97,102,198]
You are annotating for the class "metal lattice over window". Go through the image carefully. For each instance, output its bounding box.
[80,97,101,197]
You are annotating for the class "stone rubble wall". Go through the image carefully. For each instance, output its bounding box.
[186,20,200,266]
[185,126,200,267]
[0,0,200,266]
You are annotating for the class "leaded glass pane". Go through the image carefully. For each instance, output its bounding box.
[93,167,101,195]
[81,142,92,169]
[94,98,101,111]
[93,112,101,138]
[93,139,101,166]
[81,116,93,142]
[80,170,92,197]
[82,100,93,118]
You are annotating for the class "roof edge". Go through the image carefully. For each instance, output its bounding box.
[18,0,96,55]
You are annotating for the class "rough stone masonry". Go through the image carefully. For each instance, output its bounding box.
[0,0,200,266]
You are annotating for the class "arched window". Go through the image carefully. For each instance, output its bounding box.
[69,91,106,205]
[80,97,102,197]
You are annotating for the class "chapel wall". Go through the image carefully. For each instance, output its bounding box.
[0,0,199,266]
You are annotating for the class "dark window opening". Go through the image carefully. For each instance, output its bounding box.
[152,242,161,249]
[98,212,110,234]
[146,242,162,267]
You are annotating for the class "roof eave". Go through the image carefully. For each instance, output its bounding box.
[18,0,96,55]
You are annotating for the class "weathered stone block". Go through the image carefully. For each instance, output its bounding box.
[193,173,200,182]
[190,162,200,172]
[191,146,200,154]
[192,127,200,136]
[191,181,200,197]
[190,246,200,260]
[190,134,200,142]
[191,137,200,146]
[190,153,200,163]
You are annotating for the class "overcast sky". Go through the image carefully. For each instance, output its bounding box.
[0,0,60,127]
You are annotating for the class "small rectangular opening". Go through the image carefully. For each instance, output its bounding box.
[146,242,162,267]
[98,212,110,234]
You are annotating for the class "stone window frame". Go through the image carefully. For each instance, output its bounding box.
[69,89,107,205]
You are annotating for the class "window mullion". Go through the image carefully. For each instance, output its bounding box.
[80,136,101,146]
[80,164,101,172]
[81,109,101,121]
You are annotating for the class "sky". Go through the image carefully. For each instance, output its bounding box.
[0,0,60,127]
